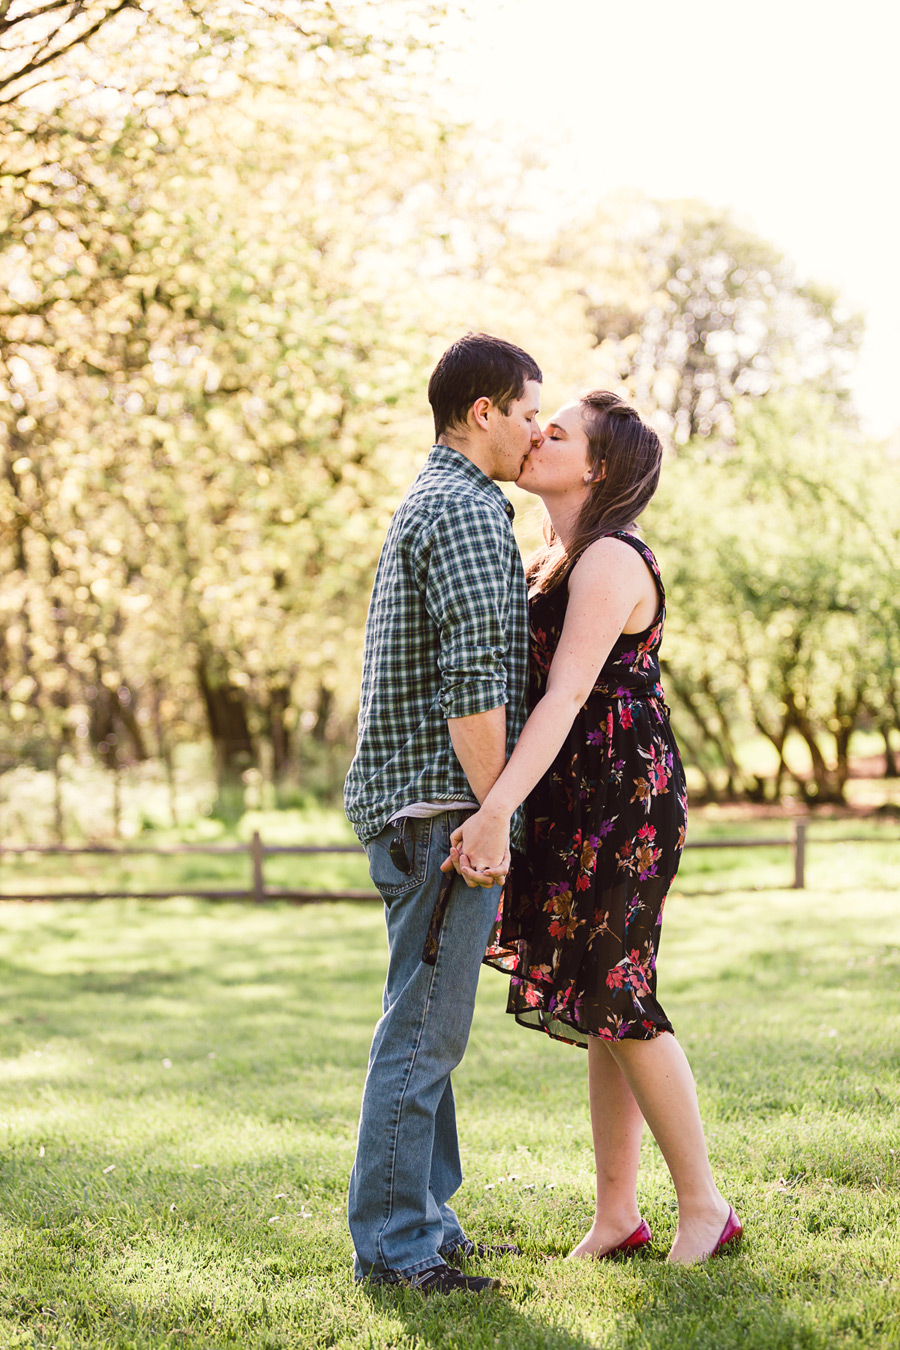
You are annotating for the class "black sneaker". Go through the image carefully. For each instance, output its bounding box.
[443,1239,521,1264]
[406,1264,500,1295]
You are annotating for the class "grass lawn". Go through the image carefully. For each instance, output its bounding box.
[2,874,900,1348]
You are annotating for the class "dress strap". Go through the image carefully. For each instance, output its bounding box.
[603,530,665,608]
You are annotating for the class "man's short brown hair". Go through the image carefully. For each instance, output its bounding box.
[427,333,542,439]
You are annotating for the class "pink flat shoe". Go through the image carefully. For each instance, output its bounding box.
[711,1205,743,1256]
[598,1219,652,1260]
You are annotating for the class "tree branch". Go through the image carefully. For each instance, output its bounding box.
[0,0,72,35]
[0,0,139,97]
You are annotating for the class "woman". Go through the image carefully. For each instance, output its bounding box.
[447,391,741,1265]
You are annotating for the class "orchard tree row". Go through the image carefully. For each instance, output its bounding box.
[1,1,897,822]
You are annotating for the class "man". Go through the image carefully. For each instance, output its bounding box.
[344,333,543,1294]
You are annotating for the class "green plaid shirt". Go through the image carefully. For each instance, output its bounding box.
[345,444,528,849]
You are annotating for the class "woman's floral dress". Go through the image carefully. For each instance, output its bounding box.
[484,532,687,1047]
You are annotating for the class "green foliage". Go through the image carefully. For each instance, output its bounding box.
[1,0,451,791]
[648,391,900,802]
[2,885,900,1347]
[0,3,894,813]
[548,197,862,444]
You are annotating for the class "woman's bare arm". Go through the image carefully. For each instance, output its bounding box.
[444,537,656,875]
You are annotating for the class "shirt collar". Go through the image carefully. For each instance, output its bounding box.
[427,443,516,520]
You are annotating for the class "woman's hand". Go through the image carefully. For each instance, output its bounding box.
[439,806,511,888]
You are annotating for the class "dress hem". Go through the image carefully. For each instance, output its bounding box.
[484,948,674,1048]
[504,1000,675,1049]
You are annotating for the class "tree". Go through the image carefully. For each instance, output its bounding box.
[547,197,862,444]
[647,391,899,804]
[0,0,452,809]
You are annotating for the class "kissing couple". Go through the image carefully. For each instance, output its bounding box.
[344,333,740,1294]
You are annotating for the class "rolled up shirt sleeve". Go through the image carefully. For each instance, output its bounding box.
[421,500,514,719]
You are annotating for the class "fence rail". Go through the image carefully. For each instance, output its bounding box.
[0,819,894,902]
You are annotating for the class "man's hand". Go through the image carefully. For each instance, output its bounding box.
[439,806,511,888]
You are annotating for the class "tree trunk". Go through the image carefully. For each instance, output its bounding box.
[268,684,293,779]
[882,685,900,777]
[659,662,736,798]
[111,755,122,838]
[196,654,254,788]
[746,694,798,803]
[773,731,789,800]
[311,683,334,744]
[784,691,845,804]
[88,678,148,764]
[667,718,720,801]
[51,743,64,843]
[151,679,178,827]
[697,672,742,796]
[833,687,864,797]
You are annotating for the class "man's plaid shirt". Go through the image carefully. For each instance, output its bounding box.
[344,444,528,849]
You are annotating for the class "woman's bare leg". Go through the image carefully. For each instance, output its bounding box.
[568,1038,646,1258]
[606,1031,731,1264]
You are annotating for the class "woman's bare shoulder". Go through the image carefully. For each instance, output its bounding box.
[568,534,647,587]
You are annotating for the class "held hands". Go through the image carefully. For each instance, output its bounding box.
[439,805,511,889]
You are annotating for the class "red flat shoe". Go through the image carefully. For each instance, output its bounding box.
[599,1219,652,1260]
[711,1206,742,1256]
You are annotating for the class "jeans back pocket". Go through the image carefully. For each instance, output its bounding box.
[366,817,433,897]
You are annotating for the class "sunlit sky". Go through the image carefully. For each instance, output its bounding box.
[435,0,898,436]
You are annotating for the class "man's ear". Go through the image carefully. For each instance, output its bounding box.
[471,396,492,431]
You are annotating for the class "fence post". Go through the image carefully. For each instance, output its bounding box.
[793,820,807,889]
[251,830,266,904]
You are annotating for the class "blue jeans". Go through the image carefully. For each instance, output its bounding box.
[348,810,501,1282]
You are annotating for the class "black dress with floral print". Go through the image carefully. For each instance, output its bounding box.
[484,531,687,1048]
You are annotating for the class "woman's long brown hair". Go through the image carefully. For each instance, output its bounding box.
[527,391,663,596]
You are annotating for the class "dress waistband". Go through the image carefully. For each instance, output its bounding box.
[593,683,665,701]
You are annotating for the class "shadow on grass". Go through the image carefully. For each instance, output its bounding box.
[358,1279,595,1350]
[2,1137,598,1350]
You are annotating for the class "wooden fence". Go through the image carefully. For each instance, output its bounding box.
[0,833,370,903]
[0,819,893,902]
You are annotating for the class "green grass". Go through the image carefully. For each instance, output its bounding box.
[2,876,900,1348]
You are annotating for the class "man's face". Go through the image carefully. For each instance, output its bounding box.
[485,379,544,482]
